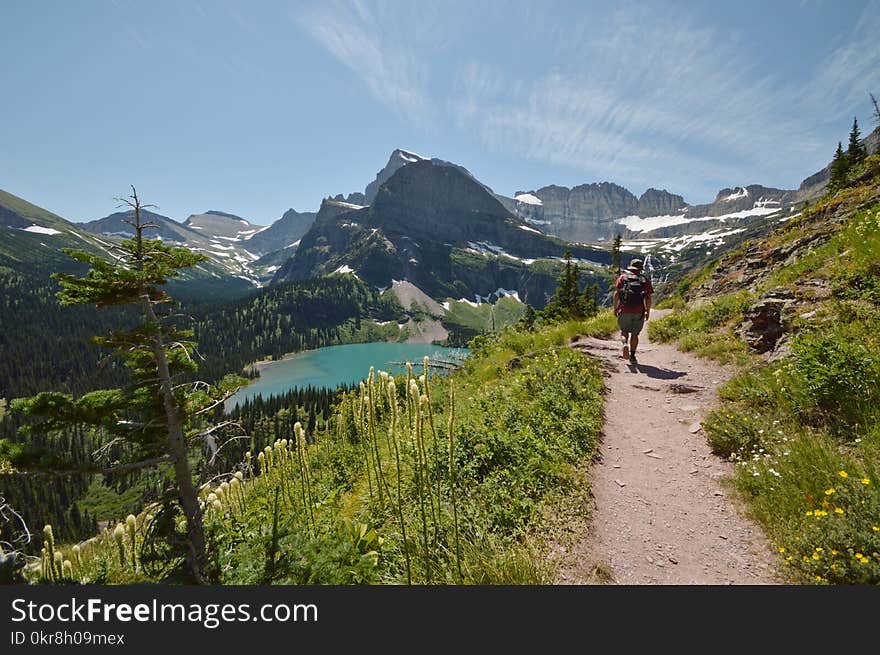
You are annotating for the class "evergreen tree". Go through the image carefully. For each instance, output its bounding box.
[519,304,536,331]
[580,283,599,319]
[829,141,850,191]
[6,187,243,583]
[847,116,867,167]
[541,251,597,321]
[611,234,622,275]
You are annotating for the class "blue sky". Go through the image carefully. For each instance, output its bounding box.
[2,0,879,225]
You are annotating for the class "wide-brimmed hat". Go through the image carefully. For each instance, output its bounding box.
[627,259,644,271]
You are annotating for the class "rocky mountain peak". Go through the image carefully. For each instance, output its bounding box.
[363,148,484,204]
[637,188,686,217]
[183,211,261,239]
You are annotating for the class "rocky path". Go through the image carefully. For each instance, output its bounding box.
[554,310,780,584]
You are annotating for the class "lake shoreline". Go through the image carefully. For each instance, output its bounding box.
[226,342,467,412]
[241,324,449,377]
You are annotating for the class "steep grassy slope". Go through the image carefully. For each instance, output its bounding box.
[649,156,880,584]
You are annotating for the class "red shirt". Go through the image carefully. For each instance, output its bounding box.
[615,272,653,314]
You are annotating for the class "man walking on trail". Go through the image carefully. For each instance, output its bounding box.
[613,259,653,363]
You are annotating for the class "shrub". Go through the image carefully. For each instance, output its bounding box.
[790,330,880,429]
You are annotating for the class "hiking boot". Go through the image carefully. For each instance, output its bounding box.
[629,352,638,364]
[621,344,629,359]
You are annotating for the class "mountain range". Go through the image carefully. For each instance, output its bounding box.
[273,160,613,306]
[4,123,878,311]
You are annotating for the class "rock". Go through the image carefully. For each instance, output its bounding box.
[739,287,796,353]
[643,448,654,454]
[668,384,702,394]
[767,335,793,363]
[688,423,702,433]
[795,278,832,301]
[615,479,627,487]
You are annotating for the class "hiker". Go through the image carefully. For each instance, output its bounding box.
[613,258,653,363]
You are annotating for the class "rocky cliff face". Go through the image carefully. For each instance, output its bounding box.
[637,188,686,216]
[513,182,639,242]
[334,192,367,205]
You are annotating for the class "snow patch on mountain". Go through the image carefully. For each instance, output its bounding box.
[617,204,781,233]
[398,149,428,163]
[21,225,62,235]
[721,187,749,202]
[514,193,543,206]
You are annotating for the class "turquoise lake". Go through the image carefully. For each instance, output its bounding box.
[225,342,468,411]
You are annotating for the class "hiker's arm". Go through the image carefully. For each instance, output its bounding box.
[644,294,652,320]
[613,289,620,315]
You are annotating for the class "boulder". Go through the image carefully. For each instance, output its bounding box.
[739,287,796,353]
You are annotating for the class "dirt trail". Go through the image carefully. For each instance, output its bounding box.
[555,309,779,584]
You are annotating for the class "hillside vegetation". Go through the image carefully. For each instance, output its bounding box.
[649,154,880,583]
[25,313,617,584]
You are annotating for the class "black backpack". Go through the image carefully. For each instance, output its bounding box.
[620,272,647,309]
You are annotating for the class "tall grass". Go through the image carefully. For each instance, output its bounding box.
[648,291,752,365]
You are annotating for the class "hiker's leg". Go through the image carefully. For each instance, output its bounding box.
[630,333,639,354]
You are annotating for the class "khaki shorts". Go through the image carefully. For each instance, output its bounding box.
[617,312,645,335]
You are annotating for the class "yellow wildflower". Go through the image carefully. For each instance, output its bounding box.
[824,488,835,495]
[778,547,786,553]
[855,552,864,559]
[873,526,879,532]
[838,470,848,478]
[812,553,820,560]
[806,511,813,516]
[834,507,844,514]
[831,550,839,556]
[860,478,870,485]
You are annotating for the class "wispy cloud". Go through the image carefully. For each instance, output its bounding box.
[293,0,445,127]
[295,0,879,200]
[451,2,879,200]
[803,0,880,118]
